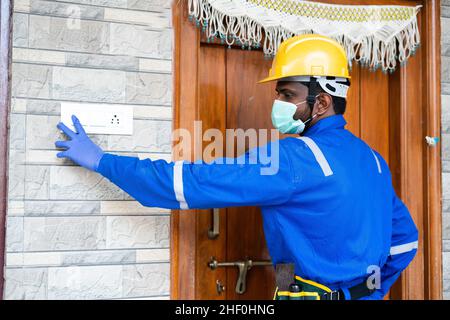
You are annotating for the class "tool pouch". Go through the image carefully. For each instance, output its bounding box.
[274,263,325,300]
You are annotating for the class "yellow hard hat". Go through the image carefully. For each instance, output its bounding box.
[259,34,351,83]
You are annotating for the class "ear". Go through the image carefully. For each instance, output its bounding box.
[315,93,333,115]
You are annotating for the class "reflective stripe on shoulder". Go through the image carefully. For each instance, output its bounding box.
[174,160,189,210]
[298,136,333,177]
[370,149,382,174]
[390,240,418,256]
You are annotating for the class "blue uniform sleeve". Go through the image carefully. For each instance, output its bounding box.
[364,164,418,300]
[97,141,296,209]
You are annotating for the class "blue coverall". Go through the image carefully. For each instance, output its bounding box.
[96,114,418,300]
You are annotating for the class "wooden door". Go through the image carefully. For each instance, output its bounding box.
[171,0,442,300]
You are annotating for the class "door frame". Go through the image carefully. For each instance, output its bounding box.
[0,0,13,300]
[171,0,442,299]
[419,0,442,300]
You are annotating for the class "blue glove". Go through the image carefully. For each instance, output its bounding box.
[55,115,104,172]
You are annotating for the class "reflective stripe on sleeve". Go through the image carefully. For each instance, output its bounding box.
[298,136,333,177]
[173,160,189,209]
[390,240,418,255]
[370,149,382,174]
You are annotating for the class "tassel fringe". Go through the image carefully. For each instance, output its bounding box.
[188,0,421,73]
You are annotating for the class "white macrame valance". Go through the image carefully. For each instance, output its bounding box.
[188,0,421,73]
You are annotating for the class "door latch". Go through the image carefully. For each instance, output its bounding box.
[208,257,272,294]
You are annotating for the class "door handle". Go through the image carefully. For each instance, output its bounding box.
[208,257,272,294]
[208,208,220,239]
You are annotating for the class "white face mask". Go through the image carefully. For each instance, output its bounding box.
[271,98,317,134]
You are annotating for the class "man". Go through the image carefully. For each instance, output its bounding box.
[55,34,418,300]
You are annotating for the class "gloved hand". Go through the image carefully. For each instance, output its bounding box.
[55,115,104,172]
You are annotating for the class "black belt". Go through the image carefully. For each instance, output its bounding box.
[318,281,376,300]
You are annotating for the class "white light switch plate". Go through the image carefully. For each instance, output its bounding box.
[61,102,133,135]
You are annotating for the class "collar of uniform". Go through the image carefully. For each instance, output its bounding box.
[302,114,347,137]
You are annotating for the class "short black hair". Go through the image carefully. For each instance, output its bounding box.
[300,79,350,115]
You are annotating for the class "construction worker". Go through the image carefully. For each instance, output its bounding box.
[54,34,418,300]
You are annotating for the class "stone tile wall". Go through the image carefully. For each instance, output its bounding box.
[4,0,173,300]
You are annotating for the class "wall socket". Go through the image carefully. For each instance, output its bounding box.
[61,102,133,135]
